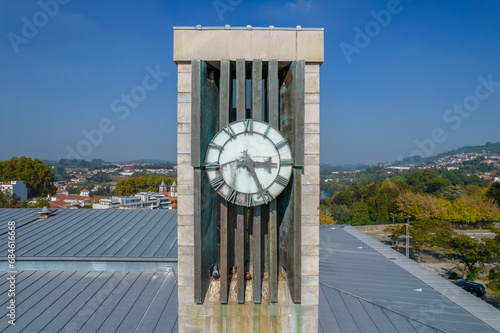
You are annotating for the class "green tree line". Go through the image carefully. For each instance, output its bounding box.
[114,175,176,196]
[321,169,500,226]
[0,156,56,198]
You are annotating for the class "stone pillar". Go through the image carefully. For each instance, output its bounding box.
[301,62,321,331]
[177,61,195,308]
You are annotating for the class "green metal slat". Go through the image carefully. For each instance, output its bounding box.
[191,59,202,167]
[236,205,245,303]
[220,198,228,303]
[269,200,278,303]
[252,59,262,121]
[220,60,231,127]
[268,59,279,129]
[236,59,246,121]
[253,206,262,303]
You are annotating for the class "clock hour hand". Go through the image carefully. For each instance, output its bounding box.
[253,157,277,173]
[239,150,269,204]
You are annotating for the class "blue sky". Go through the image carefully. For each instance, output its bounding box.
[1,0,499,165]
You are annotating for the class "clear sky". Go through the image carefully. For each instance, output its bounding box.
[1,0,499,165]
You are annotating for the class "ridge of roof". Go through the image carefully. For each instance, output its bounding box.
[320,282,448,333]
[340,225,500,332]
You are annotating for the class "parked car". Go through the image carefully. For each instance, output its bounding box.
[454,280,486,297]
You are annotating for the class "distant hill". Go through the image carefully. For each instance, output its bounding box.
[117,159,176,165]
[46,158,176,170]
[320,163,369,174]
[395,141,500,165]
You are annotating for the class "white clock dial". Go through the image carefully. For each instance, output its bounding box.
[205,120,293,206]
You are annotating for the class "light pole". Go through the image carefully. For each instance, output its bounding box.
[389,212,396,247]
[390,213,395,225]
[406,216,412,258]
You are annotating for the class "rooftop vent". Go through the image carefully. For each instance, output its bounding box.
[38,206,52,219]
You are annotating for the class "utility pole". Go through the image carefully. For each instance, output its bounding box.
[390,213,395,225]
[406,216,411,258]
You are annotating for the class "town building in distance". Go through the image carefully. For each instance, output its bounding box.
[93,181,176,210]
[0,180,28,201]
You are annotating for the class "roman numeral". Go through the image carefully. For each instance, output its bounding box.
[209,142,224,151]
[276,139,287,149]
[225,188,237,204]
[244,119,253,133]
[281,158,293,166]
[205,161,220,169]
[275,175,289,187]
[246,194,254,207]
[210,175,225,191]
[265,190,275,202]
[223,124,236,138]
[264,124,271,137]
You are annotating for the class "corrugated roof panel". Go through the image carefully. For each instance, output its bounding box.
[319,226,499,333]
[0,270,177,333]
[318,286,343,333]
[0,209,178,258]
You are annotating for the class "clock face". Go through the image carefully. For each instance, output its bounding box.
[205,120,293,207]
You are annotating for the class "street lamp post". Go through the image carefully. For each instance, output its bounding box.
[390,213,395,225]
[406,216,412,258]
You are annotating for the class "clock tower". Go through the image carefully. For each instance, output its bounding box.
[175,25,323,332]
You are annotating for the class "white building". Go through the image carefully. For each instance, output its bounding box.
[93,192,171,210]
[0,180,28,201]
[80,189,90,197]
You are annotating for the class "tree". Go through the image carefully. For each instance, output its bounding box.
[443,234,494,279]
[52,165,70,181]
[320,209,335,225]
[351,201,370,224]
[397,192,446,222]
[487,182,500,207]
[114,175,176,196]
[405,171,427,193]
[0,156,56,197]
[428,178,451,194]
[90,172,111,183]
[92,186,113,197]
[329,204,351,224]
[385,224,406,251]
[0,191,20,208]
[485,226,500,299]
[440,185,464,201]
[443,195,500,224]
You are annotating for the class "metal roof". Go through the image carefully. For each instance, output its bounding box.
[0,208,177,259]
[319,225,500,333]
[0,270,177,332]
[0,208,179,333]
[1,209,499,332]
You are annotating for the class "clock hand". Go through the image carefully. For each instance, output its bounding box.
[253,157,277,173]
[240,150,269,204]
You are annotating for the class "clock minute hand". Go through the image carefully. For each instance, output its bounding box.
[241,151,269,204]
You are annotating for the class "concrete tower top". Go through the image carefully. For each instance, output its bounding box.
[173,26,324,63]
